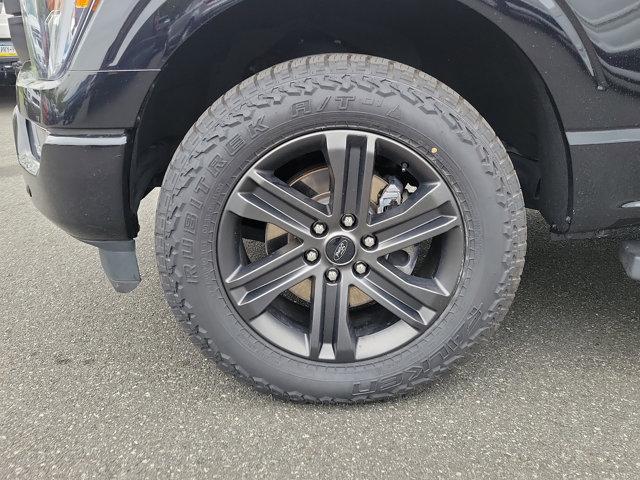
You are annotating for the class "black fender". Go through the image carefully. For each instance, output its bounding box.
[66,0,637,132]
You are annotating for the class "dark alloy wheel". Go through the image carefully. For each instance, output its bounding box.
[155,54,526,403]
[218,130,464,362]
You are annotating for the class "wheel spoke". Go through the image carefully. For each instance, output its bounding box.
[227,170,329,239]
[323,131,376,221]
[309,276,356,361]
[226,244,313,319]
[354,267,446,331]
[375,259,452,314]
[226,242,303,288]
[374,214,460,257]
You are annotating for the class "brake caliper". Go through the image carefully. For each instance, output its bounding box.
[377,176,404,213]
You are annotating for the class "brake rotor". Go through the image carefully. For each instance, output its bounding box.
[265,166,416,307]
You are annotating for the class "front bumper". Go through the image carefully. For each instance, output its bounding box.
[13,107,133,242]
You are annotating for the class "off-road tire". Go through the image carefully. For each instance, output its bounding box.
[155,54,526,403]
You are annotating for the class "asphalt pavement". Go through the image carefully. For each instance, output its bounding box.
[0,88,639,479]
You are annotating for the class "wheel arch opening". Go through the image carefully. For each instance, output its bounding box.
[130,0,571,233]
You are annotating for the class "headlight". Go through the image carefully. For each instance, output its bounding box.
[20,0,97,79]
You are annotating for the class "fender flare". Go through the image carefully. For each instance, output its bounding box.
[75,0,603,132]
[83,0,598,82]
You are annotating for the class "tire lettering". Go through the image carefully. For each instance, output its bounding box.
[207,155,228,178]
[184,212,198,234]
[183,264,198,283]
[291,100,312,117]
[189,197,203,210]
[225,134,245,155]
[181,238,195,259]
[334,95,355,110]
[195,177,211,195]
[386,104,402,119]
[248,115,269,138]
[317,96,331,112]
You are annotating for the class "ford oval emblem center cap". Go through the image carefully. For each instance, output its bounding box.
[325,236,356,265]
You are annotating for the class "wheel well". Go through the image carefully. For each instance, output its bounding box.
[131,0,570,230]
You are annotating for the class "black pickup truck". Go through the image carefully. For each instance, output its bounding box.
[9,0,640,403]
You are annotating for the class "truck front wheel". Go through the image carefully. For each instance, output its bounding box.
[155,54,526,403]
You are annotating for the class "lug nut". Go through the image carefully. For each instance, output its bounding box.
[341,214,356,229]
[312,222,327,236]
[325,269,340,283]
[362,235,377,249]
[305,249,320,263]
[353,262,369,276]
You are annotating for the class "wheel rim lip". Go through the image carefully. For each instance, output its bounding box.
[216,128,466,363]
